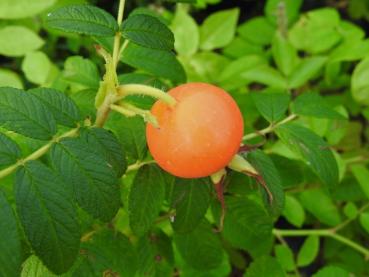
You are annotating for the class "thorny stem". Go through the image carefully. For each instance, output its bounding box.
[242,114,297,141]
[0,127,80,180]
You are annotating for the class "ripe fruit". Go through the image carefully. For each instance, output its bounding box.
[146,83,244,178]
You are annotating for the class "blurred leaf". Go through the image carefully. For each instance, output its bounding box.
[0,87,57,140]
[29,87,81,127]
[300,188,341,226]
[238,17,275,46]
[15,161,80,274]
[351,57,369,106]
[275,245,295,272]
[122,42,186,83]
[252,92,290,123]
[171,178,211,233]
[272,33,298,76]
[313,266,350,277]
[0,190,22,277]
[63,56,100,89]
[174,220,224,271]
[270,154,305,188]
[288,57,327,89]
[276,123,339,189]
[0,133,21,167]
[122,14,174,50]
[351,165,369,199]
[200,8,239,50]
[359,213,369,234]
[244,256,285,277]
[329,39,369,62]
[282,195,305,227]
[297,236,319,267]
[223,37,263,59]
[171,8,199,56]
[21,51,51,85]
[46,4,118,36]
[50,138,120,222]
[343,202,358,219]
[129,165,165,236]
[265,0,303,25]
[293,92,346,120]
[0,0,56,19]
[0,26,44,57]
[243,65,287,89]
[0,69,23,89]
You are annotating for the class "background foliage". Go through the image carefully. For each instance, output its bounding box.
[0,0,369,276]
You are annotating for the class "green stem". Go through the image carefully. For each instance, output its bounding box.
[243,114,297,141]
[126,160,156,173]
[112,0,126,67]
[0,127,80,180]
[117,84,176,107]
[333,203,369,232]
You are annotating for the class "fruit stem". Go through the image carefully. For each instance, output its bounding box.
[117,84,177,107]
[111,103,160,128]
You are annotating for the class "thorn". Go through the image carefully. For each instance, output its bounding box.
[244,171,274,204]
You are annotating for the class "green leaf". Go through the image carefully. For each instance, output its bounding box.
[0,0,56,19]
[170,178,211,233]
[222,197,273,257]
[0,87,57,140]
[243,65,287,89]
[0,69,23,89]
[293,92,346,120]
[238,17,275,46]
[50,138,120,222]
[282,195,305,227]
[46,4,118,36]
[276,123,339,189]
[244,256,285,277]
[0,190,22,277]
[29,87,81,127]
[171,8,199,56]
[21,255,57,277]
[272,33,299,76]
[15,161,80,274]
[275,245,295,272]
[0,133,21,167]
[297,236,320,267]
[300,188,341,226]
[313,266,350,277]
[223,37,264,59]
[247,150,285,217]
[329,39,369,62]
[80,127,127,177]
[21,51,51,85]
[129,165,165,236]
[252,92,290,123]
[121,43,186,83]
[122,14,174,50]
[343,202,358,219]
[265,0,303,25]
[79,230,138,276]
[359,213,369,234]
[174,220,224,271]
[288,57,327,89]
[200,8,239,50]
[63,56,100,89]
[351,165,369,199]
[351,57,369,106]
[0,26,44,57]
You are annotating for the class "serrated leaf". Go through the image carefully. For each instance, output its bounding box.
[297,236,319,266]
[171,178,211,233]
[0,0,56,19]
[174,220,224,271]
[63,56,100,89]
[276,123,339,189]
[300,188,341,226]
[351,57,369,106]
[359,213,369,234]
[0,26,44,57]
[0,190,22,277]
[122,14,174,50]
[0,133,21,167]
[351,165,369,199]
[275,245,295,272]
[129,165,165,236]
[222,197,273,257]
[244,256,285,277]
[288,57,327,89]
[293,92,346,120]
[247,150,285,217]
[200,8,239,50]
[80,127,127,177]
[252,93,290,123]
[29,87,81,127]
[312,266,350,277]
[282,195,305,227]
[15,161,80,274]
[46,4,118,36]
[121,43,186,83]
[21,255,57,277]
[50,138,120,222]
[0,87,56,140]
